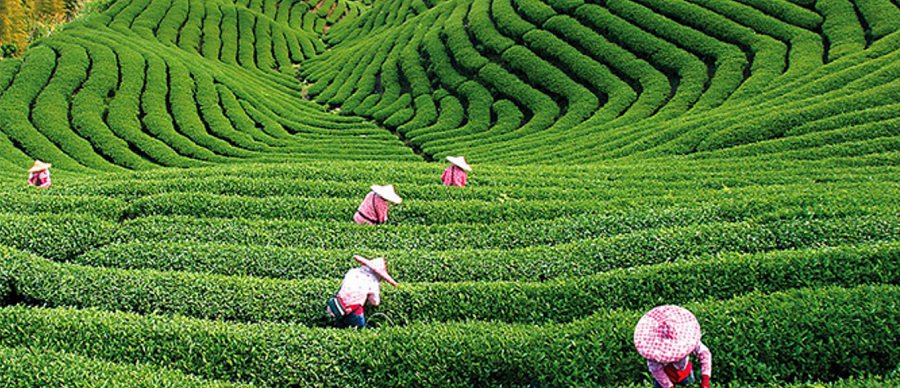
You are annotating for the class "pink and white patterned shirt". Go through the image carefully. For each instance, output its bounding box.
[28,170,51,188]
[335,266,381,315]
[354,191,389,225]
[441,165,467,187]
[648,342,712,388]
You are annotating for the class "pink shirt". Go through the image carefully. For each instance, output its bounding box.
[648,342,712,388]
[353,191,389,225]
[441,165,467,187]
[28,170,51,188]
[335,266,381,315]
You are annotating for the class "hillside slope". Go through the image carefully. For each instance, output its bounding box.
[0,0,898,168]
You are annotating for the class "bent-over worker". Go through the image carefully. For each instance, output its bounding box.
[326,255,398,329]
[634,305,712,388]
[27,160,52,188]
[353,184,402,225]
[441,156,471,187]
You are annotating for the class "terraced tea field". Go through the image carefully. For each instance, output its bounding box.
[1,0,899,386]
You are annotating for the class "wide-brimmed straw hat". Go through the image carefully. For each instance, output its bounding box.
[353,255,398,286]
[634,305,702,363]
[27,160,52,173]
[446,156,472,171]
[371,184,402,204]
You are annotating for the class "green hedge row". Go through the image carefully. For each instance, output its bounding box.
[689,0,824,75]
[404,95,465,138]
[48,161,899,210]
[380,243,900,325]
[111,193,842,250]
[114,180,900,224]
[107,0,153,34]
[0,285,897,387]
[575,3,706,118]
[201,1,224,60]
[139,50,223,165]
[408,82,492,145]
[470,0,515,54]
[176,0,203,52]
[194,72,271,152]
[356,28,412,117]
[77,215,900,283]
[855,0,900,40]
[155,0,187,45]
[219,5,239,64]
[0,193,125,220]
[237,8,257,68]
[107,41,207,167]
[216,85,286,146]
[31,44,122,171]
[0,345,251,388]
[59,38,166,169]
[697,114,900,160]
[698,73,900,151]
[129,0,167,40]
[167,61,256,158]
[601,0,747,111]
[324,44,380,107]
[310,41,371,102]
[0,213,115,261]
[0,46,89,172]
[9,238,898,326]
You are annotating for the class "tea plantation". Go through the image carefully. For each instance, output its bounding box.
[0,0,899,386]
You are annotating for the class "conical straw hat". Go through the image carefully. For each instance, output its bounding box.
[371,184,402,204]
[633,305,702,363]
[353,255,398,286]
[27,160,52,173]
[446,156,472,171]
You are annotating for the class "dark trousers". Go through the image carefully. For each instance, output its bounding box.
[335,313,366,329]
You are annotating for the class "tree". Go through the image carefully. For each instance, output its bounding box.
[30,0,66,22]
[0,0,30,57]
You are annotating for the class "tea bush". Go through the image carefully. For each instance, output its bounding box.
[0,345,253,388]
[0,285,896,387]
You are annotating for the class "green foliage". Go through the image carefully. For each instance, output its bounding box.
[1,0,900,385]
[0,213,115,261]
[0,345,253,388]
[0,285,897,387]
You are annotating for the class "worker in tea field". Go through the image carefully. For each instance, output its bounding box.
[634,305,712,388]
[326,255,398,328]
[354,184,402,225]
[441,156,471,187]
[27,160,52,188]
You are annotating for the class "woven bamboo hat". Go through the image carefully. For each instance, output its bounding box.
[353,255,398,286]
[371,184,402,204]
[27,160,51,173]
[633,305,702,363]
[446,156,472,171]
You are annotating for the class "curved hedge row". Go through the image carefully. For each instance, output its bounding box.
[75,215,900,283]
[0,345,250,388]
[0,285,896,387]
[7,0,898,165]
[0,213,115,261]
[5,240,898,325]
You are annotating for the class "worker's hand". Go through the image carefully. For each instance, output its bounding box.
[701,375,711,388]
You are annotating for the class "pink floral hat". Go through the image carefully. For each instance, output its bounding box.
[353,255,398,286]
[633,305,702,363]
